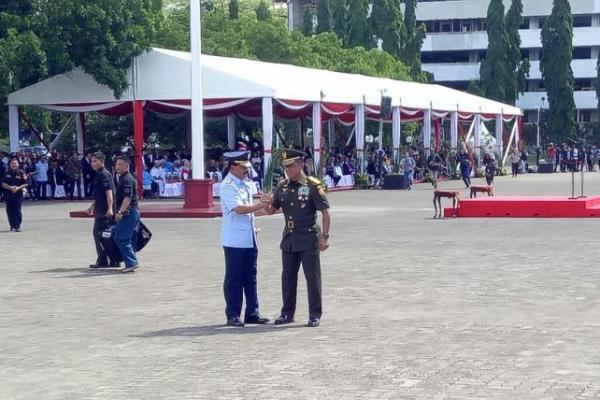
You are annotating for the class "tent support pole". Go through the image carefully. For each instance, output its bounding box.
[9,105,19,152]
[133,100,144,198]
[75,112,86,155]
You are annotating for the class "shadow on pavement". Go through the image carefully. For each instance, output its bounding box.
[30,267,90,273]
[134,324,305,337]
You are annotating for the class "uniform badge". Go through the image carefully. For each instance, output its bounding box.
[298,186,309,197]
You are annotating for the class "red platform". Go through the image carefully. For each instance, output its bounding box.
[70,203,222,219]
[444,195,600,218]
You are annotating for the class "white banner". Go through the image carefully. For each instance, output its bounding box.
[423,108,432,157]
[262,98,273,180]
[355,104,365,171]
[495,113,503,158]
[450,111,458,150]
[392,106,401,161]
[312,102,322,171]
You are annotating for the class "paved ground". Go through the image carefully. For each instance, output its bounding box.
[2,172,600,400]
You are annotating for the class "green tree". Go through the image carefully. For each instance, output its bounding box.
[0,0,155,134]
[316,0,331,34]
[229,0,239,19]
[467,80,484,97]
[541,0,577,140]
[505,0,530,104]
[401,0,426,78]
[330,0,348,45]
[346,0,372,48]
[302,6,315,37]
[479,0,511,102]
[255,1,271,21]
[369,0,403,57]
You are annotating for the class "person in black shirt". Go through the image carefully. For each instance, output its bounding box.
[87,152,117,268]
[1,159,28,232]
[114,156,140,273]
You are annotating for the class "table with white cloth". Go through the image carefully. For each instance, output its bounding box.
[324,175,355,189]
[162,182,184,197]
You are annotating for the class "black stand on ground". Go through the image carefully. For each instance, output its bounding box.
[579,165,586,198]
[569,160,577,199]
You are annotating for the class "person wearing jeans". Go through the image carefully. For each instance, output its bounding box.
[114,156,140,273]
[399,152,416,190]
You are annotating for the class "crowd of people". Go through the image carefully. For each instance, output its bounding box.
[546,143,600,173]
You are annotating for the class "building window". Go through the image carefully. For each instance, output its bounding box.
[573,15,592,27]
[422,50,471,63]
[572,47,592,59]
[575,79,594,91]
[578,110,591,123]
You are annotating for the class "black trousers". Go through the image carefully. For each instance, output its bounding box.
[68,177,83,199]
[5,195,23,229]
[93,217,112,266]
[36,181,48,200]
[223,246,259,319]
[281,248,322,319]
[84,177,93,197]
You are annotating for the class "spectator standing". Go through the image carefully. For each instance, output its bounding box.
[399,152,416,190]
[114,156,141,273]
[1,159,28,232]
[87,152,117,269]
[35,157,49,200]
[65,152,83,200]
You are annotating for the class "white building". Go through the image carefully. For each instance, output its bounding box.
[416,0,600,129]
[283,0,600,133]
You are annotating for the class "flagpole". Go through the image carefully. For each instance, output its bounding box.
[190,0,205,179]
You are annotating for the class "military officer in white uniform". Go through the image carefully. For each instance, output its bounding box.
[220,151,271,327]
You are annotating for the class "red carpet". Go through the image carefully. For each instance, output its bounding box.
[70,203,222,219]
[444,195,600,218]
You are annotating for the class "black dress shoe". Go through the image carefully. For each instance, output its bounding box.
[244,315,270,324]
[307,317,320,327]
[89,263,109,269]
[226,317,244,327]
[274,315,294,325]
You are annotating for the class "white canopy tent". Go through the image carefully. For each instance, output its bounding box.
[7,48,523,190]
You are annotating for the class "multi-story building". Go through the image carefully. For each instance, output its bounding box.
[282,0,600,135]
[417,0,600,133]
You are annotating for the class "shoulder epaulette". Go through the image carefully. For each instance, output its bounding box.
[308,176,322,186]
[277,178,289,188]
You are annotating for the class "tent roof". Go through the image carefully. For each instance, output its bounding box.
[7,47,522,116]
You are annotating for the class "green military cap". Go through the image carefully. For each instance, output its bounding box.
[280,149,307,166]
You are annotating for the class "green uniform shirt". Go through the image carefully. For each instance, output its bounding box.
[272,175,329,252]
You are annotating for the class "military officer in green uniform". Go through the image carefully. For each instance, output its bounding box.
[265,149,331,327]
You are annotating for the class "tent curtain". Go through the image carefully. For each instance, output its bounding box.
[450,111,458,150]
[9,105,19,152]
[392,106,401,161]
[227,115,236,149]
[312,102,322,171]
[262,97,273,181]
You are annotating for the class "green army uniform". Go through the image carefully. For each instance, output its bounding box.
[271,172,329,322]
